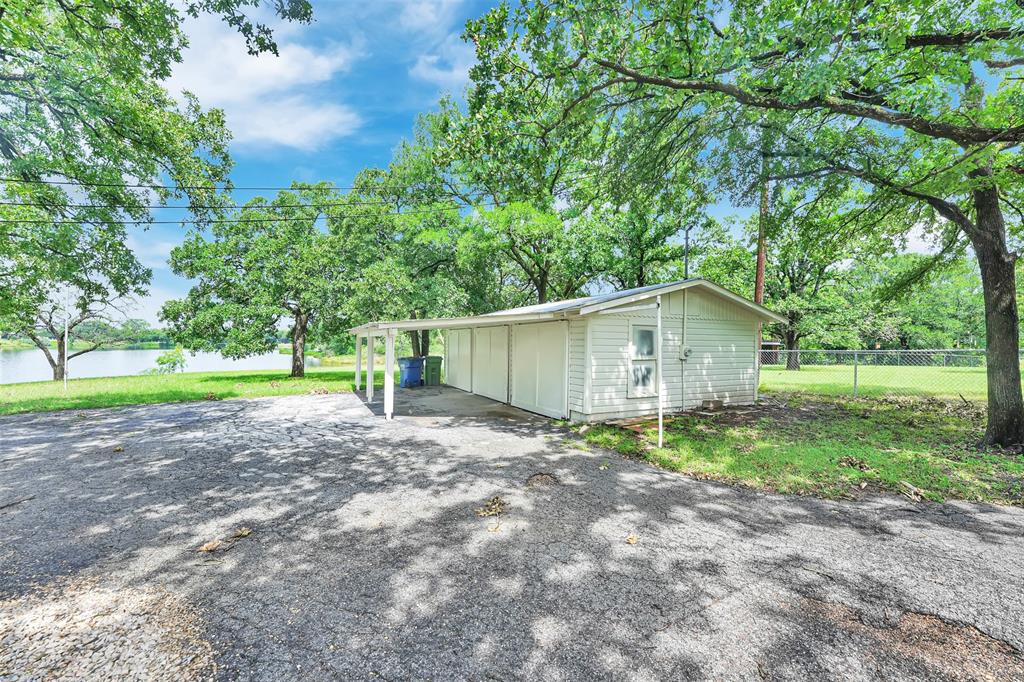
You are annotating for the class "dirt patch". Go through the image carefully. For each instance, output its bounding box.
[698,398,839,429]
[526,472,559,488]
[0,577,217,681]
[799,597,1024,680]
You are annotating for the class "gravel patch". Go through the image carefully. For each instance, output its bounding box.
[0,577,215,681]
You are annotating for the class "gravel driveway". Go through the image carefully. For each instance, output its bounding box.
[2,388,1023,681]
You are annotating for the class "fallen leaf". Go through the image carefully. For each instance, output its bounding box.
[475,496,507,517]
[112,446,124,453]
[198,539,223,553]
[625,533,639,545]
[231,527,252,539]
[599,461,610,471]
[487,522,501,533]
[859,482,867,490]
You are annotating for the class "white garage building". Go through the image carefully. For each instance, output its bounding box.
[350,278,785,423]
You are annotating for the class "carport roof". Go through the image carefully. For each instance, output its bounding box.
[349,278,785,334]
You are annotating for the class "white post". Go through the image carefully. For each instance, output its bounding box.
[366,335,374,402]
[656,295,663,448]
[63,313,69,391]
[354,334,362,391]
[853,350,859,398]
[384,330,395,420]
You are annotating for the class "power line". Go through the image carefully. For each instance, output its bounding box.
[0,201,498,225]
[0,195,492,210]
[0,175,436,192]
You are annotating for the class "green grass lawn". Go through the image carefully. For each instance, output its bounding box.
[760,364,993,401]
[577,396,1023,505]
[0,366,398,415]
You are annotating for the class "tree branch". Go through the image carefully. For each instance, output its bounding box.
[591,58,1024,145]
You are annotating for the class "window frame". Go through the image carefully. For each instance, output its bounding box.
[627,322,659,398]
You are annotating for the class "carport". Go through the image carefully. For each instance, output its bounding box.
[349,279,785,430]
[349,309,559,423]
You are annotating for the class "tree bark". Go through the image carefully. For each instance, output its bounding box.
[291,311,308,378]
[52,337,66,381]
[408,330,421,357]
[420,330,430,356]
[783,329,801,370]
[970,185,1024,445]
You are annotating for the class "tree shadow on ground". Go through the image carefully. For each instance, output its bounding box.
[1,391,1022,679]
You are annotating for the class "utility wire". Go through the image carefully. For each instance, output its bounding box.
[0,176,441,192]
[0,195,493,210]
[0,201,499,225]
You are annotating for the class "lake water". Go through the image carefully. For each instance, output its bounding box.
[0,347,317,384]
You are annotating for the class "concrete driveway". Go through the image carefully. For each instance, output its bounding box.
[1,387,1023,681]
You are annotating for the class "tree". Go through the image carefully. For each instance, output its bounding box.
[463,202,604,304]
[851,256,989,350]
[0,218,151,380]
[594,180,716,290]
[1,0,311,358]
[161,184,344,378]
[466,1,1024,445]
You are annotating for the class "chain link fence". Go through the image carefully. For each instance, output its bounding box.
[758,349,995,401]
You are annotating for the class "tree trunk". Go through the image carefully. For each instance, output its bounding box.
[52,337,66,381]
[971,185,1024,445]
[408,330,421,357]
[420,330,430,357]
[291,311,307,378]
[784,329,801,370]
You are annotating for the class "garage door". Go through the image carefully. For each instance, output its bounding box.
[445,328,472,392]
[511,322,567,419]
[472,326,509,402]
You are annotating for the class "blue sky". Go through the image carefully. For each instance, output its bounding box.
[132,0,933,324]
[131,0,498,323]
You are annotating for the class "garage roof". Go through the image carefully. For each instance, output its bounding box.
[349,278,785,334]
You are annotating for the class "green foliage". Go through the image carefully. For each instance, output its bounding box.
[464,0,1024,441]
[578,398,1020,504]
[0,367,370,415]
[154,346,188,374]
[162,184,346,374]
[464,202,605,303]
[1,0,311,375]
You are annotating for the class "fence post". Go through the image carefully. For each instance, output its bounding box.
[853,351,859,398]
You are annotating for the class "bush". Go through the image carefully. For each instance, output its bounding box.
[154,346,187,374]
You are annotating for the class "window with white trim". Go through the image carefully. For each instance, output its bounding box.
[628,324,658,397]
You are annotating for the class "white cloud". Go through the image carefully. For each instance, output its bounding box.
[398,0,465,35]
[409,32,476,93]
[166,16,363,151]
[125,235,176,270]
[227,96,361,151]
[124,286,179,326]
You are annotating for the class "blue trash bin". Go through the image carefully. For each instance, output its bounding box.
[398,357,424,388]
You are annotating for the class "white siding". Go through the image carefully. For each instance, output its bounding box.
[684,317,757,407]
[511,321,568,419]
[472,326,509,402]
[568,318,586,412]
[444,328,472,392]
[574,288,758,421]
